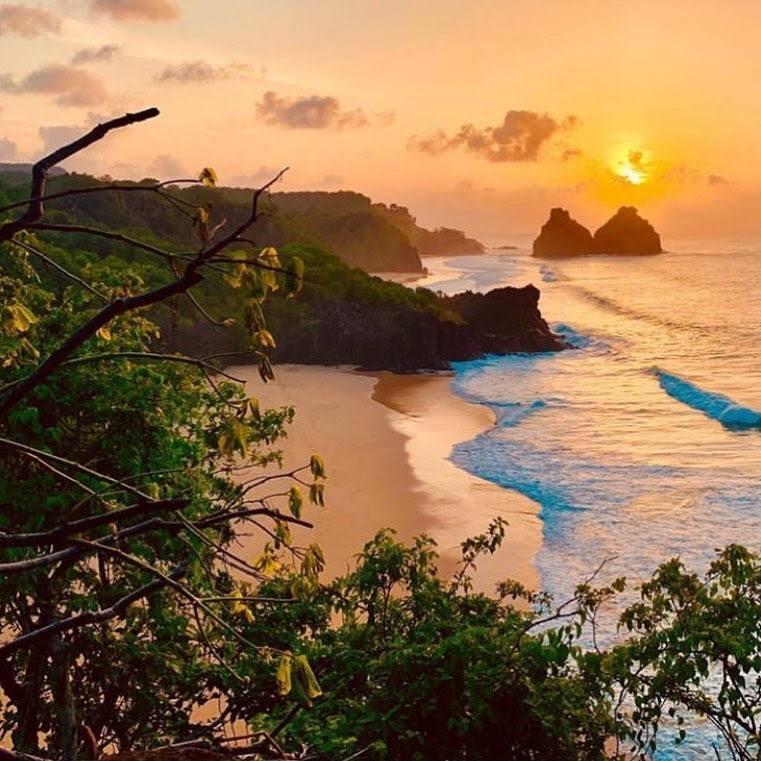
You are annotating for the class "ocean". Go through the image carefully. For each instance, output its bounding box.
[415,238,761,759]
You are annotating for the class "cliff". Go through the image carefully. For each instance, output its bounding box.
[592,206,661,254]
[165,246,565,373]
[532,208,593,257]
[371,202,485,256]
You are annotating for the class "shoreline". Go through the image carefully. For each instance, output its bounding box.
[371,372,541,592]
[232,364,541,592]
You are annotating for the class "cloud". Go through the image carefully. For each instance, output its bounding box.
[231,165,284,187]
[707,174,728,186]
[559,146,583,161]
[0,137,18,160]
[156,60,264,84]
[70,44,120,65]
[147,153,186,179]
[408,110,578,162]
[255,90,391,130]
[91,0,178,22]
[0,4,61,37]
[1,64,108,107]
[39,124,87,154]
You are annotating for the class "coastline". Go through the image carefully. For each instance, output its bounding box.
[231,364,541,592]
[371,372,541,592]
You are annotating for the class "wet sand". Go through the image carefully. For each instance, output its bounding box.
[231,364,541,592]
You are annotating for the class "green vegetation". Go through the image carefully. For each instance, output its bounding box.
[0,113,759,761]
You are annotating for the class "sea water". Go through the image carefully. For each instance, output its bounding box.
[415,238,761,759]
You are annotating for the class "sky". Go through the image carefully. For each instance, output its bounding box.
[1,0,760,238]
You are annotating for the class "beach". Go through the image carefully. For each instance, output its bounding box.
[231,364,541,592]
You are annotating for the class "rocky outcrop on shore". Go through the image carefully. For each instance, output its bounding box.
[166,285,565,373]
[532,208,593,257]
[443,285,566,354]
[592,206,662,254]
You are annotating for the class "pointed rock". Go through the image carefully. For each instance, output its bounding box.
[592,206,661,254]
[532,208,593,257]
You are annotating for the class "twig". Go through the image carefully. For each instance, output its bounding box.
[12,238,109,302]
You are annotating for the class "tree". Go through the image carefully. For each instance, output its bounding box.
[0,109,324,760]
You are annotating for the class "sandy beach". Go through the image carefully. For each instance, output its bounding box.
[231,364,541,592]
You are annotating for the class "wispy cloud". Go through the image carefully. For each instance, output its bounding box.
[38,124,87,154]
[0,4,61,37]
[156,60,264,84]
[231,165,285,187]
[409,110,578,162]
[70,44,121,65]
[0,136,18,161]
[146,153,187,179]
[1,64,108,107]
[255,90,393,130]
[91,0,179,22]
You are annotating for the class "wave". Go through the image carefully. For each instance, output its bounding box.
[552,322,597,350]
[491,399,547,428]
[655,369,761,429]
[539,263,558,282]
[569,284,695,332]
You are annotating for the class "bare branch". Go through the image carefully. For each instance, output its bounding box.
[0,351,246,395]
[0,166,288,418]
[24,222,183,263]
[0,497,189,549]
[0,436,152,500]
[12,238,109,302]
[0,567,185,659]
[0,108,160,240]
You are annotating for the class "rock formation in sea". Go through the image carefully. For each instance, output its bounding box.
[532,208,593,257]
[592,206,662,254]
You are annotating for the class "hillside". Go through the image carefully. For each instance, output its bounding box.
[163,243,565,371]
[0,170,560,370]
[0,169,484,272]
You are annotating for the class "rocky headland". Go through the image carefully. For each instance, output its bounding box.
[166,282,566,373]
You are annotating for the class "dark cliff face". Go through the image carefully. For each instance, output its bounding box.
[444,285,566,353]
[532,208,593,257]
[592,206,662,254]
[165,285,565,373]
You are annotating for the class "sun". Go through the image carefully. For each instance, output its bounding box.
[617,163,647,185]
[613,148,650,186]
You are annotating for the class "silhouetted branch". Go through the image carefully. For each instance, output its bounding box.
[0,497,189,549]
[0,164,287,418]
[0,567,186,659]
[0,437,152,500]
[0,351,245,395]
[12,238,109,302]
[24,222,183,262]
[0,108,160,240]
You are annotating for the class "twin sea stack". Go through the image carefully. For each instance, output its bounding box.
[532,206,662,257]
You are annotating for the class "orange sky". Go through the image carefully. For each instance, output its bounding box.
[2,0,760,238]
